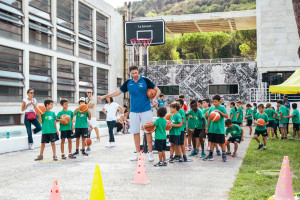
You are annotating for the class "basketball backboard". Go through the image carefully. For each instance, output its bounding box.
[125,19,165,46]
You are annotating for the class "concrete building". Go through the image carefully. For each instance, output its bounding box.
[0,0,124,127]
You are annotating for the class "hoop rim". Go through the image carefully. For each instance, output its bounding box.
[130,38,153,42]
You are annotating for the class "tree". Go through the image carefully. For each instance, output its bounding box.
[149,38,180,60]
[206,32,231,58]
[233,30,257,57]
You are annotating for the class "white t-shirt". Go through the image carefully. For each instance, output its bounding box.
[22,98,37,113]
[86,96,97,118]
[104,102,120,121]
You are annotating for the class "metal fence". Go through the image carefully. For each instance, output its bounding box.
[250,88,300,102]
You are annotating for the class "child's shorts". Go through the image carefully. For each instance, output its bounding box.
[227,137,241,144]
[42,133,59,143]
[169,135,181,145]
[180,129,187,145]
[279,123,287,128]
[266,120,274,128]
[75,128,88,138]
[208,133,225,144]
[155,139,166,152]
[193,128,206,138]
[236,122,242,126]
[246,119,253,126]
[254,129,267,137]
[61,130,74,139]
[294,123,300,131]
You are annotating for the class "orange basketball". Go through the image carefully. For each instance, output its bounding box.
[165,113,172,120]
[165,120,172,131]
[85,138,92,147]
[79,104,88,113]
[218,140,228,147]
[144,121,156,132]
[60,114,70,125]
[147,89,156,99]
[256,119,265,127]
[35,105,45,115]
[209,111,220,122]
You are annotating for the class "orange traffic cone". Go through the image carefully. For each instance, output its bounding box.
[49,180,61,200]
[269,156,298,200]
[133,152,149,184]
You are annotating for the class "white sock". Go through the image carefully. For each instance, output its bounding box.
[149,151,153,155]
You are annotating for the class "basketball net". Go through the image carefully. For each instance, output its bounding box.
[130,38,152,56]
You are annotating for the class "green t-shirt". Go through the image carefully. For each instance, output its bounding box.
[154,118,167,140]
[202,107,210,117]
[57,110,73,131]
[264,109,276,121]
[225,124,242,138]
[42,111,57,134]
[292,109,300,124]
[208,105,227,134]
[169,113,182,136]
[253,107,257,119]
[187,109,196,129]
[255,113,269,131]
[194,108,205,129]
[274,111,280,123]
[229,107,237,122]
[74,110,89,128]
[178,109,186,131]
[237,107,243,123]
[279,106,289,124]
[245,109,253,120]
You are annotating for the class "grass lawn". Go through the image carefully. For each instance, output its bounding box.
[229,129,300,200]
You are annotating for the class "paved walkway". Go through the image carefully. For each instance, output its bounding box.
[0,129,252,200]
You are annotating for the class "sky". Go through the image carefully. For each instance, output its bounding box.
[103,0,140,8]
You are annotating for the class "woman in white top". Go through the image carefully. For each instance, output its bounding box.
[21,88,42,150]
[102,97,124,147]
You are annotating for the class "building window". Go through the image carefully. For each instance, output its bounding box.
[117,78,122,87]
[79,3,92,37]
[57,33,74,55]
[158,86,179,95]
[57,0,73,30]
[0,0,22,9]
[0,84,23,102]
[96,12,108,64]
[29,0,51,14]
[0,45,22,72]
[29,52,51,76]
[79,41,93,60]
[57,59,75,103]
[97,68,108,103]
[79,64,93,98]
[209,84,239,95]
[0,114,21,126]
[29,27,52,49]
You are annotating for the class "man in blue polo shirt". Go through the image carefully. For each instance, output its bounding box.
[98,65,161,161]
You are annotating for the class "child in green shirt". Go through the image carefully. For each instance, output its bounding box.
[35,99,62,161]
[254,104,269,150]
[175,98,187,162]
[273,106,280,138]
[236,101,243,126]
[225,119,244,157]
[167,102,183,163]
[229,102,237,124]
[264,103,276,139]
[245,104,253,137]
[145,107,168,167]
[204,95,228,162]
[187,102,196,152]
[253,103,257,121]
[73,97,91,156]
[278,100,289,140]
[57,98,76,159]
[284,103,300,140]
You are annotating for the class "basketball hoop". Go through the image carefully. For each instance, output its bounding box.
[130,38,152,55]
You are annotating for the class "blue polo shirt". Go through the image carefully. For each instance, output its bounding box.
[158,99,164,107]
[120,75,156,113]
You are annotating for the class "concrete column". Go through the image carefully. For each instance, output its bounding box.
[23,49,30,99]
[93,66,97,97]
[92,9,97,62]
[74,61,79,102]
[51,56,57,102]
[51,0,57,51]
[23,0,29,43]
[74,0,79,57]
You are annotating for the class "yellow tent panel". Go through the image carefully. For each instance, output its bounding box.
[269,68,300,94]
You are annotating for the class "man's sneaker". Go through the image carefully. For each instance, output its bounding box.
[61,154,67,160]
[34,155,43,161]
[29,143,34,150]
[263,147,267,150]
[257,144,263,150]
[232,153,237,157]
[130,153,139,161]
[169,157,175,163]
[154,162,164,167]
[226,151,231,155]
[216,150,221,156]
[68,154,76,159]
[53,156,58,161]
[189,150,197,156]
[203,155,214,161]
[110,142,116,147]
[200,152,206,158]
[222,155,227,162]
[86,147,91,151]
[163,161,168,166]
[73,150,79,155]
[82,151,89,156]
[148,152,154,162]
[105,143,112,148]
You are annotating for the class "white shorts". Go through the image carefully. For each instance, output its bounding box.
[129,110,153,134]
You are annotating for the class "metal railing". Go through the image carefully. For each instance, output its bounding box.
[250,88,300,102]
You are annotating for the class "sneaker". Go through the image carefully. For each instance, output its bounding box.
[290,137,294,140]
[130,153,139,161]
[263,147,267,150]
[163,161,168,166]
[95,138,100,143]
[61,154,67,160]
[232,153,237,157]
[73,150,79,155]
[34,155,43,161]
[116,132,123,135]
[169,157,175,163]
[86,147,91,151]
[189,150,198,156]
[200,152,206,158]
[226,151,231,155]
[222,155,227,162]
[216,150,221,156]
[29,143,34,150]
[106,143,112,148]
[271,137,274,140]
[110,142,116,147]
[154,162,164,167]
[174,155,180,160]
[257,144,263,150]
[53,156,58,161]
[148,152,154,162]
[68,154,76,159]
[179,158,184,162]
[185,146,189,151]
[82,151,89,156]
[203,155,214,161]
[287,134,291,137]
[267,137,269,140]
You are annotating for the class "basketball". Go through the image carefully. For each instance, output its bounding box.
[147,89,156,99]
[85,138,92,147]
[165,120,172,131]
[209,111,220,122]
[256,119,265,127]
[60,114,70,125]
[218,140,228,147]
[35,105,45,115]
[79,104,88,113]
[144,121,156,132]
[165,113,172,120]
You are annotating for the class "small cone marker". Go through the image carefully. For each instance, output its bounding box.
[269,156,299,200]
[49,180,61,200]
[90,165,106,200]
[133,152,149,184]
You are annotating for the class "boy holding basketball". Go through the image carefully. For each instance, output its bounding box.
[175,99,188,162]
[167,102,183,163]
[35,99,59,161]
[225,119,244,157]
[144,107,168,167]
[264,103,276,139]
[254,104,269,150]
[73,97,91,156]
[204,95,228,162]
[57,98,76,159]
